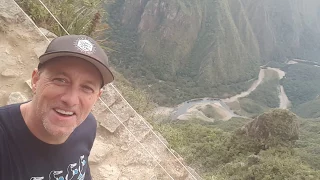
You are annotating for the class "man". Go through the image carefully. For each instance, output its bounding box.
[0,35,114,180]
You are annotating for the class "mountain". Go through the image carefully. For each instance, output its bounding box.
[108,0,320,105]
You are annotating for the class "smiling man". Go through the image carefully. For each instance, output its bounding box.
[0,35,114,180]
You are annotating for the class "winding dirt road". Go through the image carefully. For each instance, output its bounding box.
[169,67,291,121]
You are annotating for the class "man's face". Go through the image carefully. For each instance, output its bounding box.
[31,57,102,138]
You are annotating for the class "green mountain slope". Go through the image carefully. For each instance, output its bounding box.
[108,0,320,105]
[157,109,320,179]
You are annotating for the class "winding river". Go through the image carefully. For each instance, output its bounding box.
[171,67,291,120]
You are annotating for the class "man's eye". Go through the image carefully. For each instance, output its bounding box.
[82,86,94,93]
[53,78,67,84]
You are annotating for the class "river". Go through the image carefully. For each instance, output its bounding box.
[170,67,291,120]
[222,69,266,103]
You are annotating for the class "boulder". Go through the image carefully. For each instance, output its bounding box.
[237,109,299,147]
[1,69,19,77]
[89,137,114,165]
[7,92,27,105]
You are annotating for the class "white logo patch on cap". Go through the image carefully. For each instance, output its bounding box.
[74,38,96,55]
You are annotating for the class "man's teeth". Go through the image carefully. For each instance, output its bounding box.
[55,109,74,115]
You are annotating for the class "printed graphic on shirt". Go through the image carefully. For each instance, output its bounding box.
[30,155,87,180]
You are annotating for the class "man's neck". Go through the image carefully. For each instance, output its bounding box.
[20,102,68,144]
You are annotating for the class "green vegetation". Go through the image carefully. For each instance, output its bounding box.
[294,98,320,119]
[246,80,279,107]
[282,64,320,107]
[107,0,259,106]
[198,104,224,120]
[156,109,320,179]
[16,0,106,36]
[238,70,280,116]
[215,147,320,180]
[295,118,320,170]
[210,117,251,132]
[112,71,156,116]
[157,121,229,174]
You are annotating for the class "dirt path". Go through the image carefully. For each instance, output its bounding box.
[168,66,292,121]
[279,86,290,109]
[222,69,266,103]
[0,9,49,105]
[267,67,291,109]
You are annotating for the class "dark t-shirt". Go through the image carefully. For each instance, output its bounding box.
[0,103,97,180]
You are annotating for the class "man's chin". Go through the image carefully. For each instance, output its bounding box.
[45,126,75,139]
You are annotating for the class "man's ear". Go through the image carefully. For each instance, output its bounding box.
[97,89,103,98]
[31,68,40,94]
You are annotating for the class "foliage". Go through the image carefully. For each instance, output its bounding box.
[294,98,320,118]
[107,0,258,106]
[295,118,320,170]
[230,109,299,152]
[211,117,251,132]
[282,63,320,108]
[245,78,280,108]
[156,121,230,173]
[216,147,320,180]
[112,71,156,116]
[16,0,107,36]
[155,109,320,179]
[239,98,265,116]
[239,70,280,116]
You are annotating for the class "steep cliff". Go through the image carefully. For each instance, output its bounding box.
[118,0,260,86]
[241,0,320,62]
[110,0,320,105]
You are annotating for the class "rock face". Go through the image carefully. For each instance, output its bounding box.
[237,109,299,147]
[0,0,201,179]
[118,0,260,86]
[240,0,320,63]
[114,0,320,87]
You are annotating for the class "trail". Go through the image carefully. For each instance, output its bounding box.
[167,66,291,121]
[222,69,266,103]
[267,67,291,109]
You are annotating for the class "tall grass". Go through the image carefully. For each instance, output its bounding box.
[16,0,107,36]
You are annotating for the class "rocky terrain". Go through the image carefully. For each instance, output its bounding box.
[0,0,201,179]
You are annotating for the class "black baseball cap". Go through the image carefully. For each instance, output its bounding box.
[39,35,114,85]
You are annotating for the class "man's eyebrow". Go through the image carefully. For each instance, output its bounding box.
[82,79,101,89]
[50,71,69,77]
[50,70,101,88]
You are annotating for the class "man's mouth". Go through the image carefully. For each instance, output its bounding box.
[54,108,75,116]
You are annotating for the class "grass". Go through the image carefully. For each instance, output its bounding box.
[16,0,106,36]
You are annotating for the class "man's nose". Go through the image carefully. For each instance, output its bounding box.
[60,87,80,107]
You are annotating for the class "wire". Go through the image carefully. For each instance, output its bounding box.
[12,1,50,42]
[98,98,174,180]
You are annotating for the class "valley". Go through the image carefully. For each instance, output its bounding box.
[7,0,320,179]
[167,66,290,121]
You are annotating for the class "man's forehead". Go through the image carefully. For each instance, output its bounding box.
[40,57,104,86]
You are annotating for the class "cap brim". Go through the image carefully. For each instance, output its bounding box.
[39,52,114,85]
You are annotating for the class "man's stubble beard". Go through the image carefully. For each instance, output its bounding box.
[37,103,76,139]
